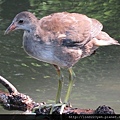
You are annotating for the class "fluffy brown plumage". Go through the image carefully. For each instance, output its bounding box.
[5,12,104,67]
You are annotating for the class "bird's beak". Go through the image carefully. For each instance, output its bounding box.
[4,22,16,35]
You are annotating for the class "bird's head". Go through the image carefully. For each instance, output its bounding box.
[4,11,38,34]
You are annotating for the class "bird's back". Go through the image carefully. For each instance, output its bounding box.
[38,12,103,46]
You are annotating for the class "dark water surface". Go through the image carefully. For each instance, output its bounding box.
[0,0,120,114]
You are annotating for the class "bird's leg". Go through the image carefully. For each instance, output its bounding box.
[58,67,75,114]
[49,65,64,114]
[53,64,64,104]
[50,67,76,114]
[64,67,76,104]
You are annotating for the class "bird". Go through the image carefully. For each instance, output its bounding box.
[4,11,120,114]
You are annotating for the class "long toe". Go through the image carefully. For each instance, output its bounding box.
[48,103,68,114]
[50,102,72,114]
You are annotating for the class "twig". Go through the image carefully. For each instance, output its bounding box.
[0,76,18,94]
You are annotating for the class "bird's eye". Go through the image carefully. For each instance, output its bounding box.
[18,20,24,24]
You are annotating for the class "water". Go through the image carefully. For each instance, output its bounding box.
[0,0,120,114]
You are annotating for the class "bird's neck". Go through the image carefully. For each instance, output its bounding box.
[26,20,39,33]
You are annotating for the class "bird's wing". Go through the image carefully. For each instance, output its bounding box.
[38,12,103,47]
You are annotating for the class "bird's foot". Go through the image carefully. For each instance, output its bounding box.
[32,103,53,114]
[32,103,71,114]
[50,102,72,114]
[49,103,65,114]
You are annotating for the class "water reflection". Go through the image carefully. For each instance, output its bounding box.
[0,0,120,114]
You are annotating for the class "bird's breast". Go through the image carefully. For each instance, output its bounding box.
[23,33,83,68]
